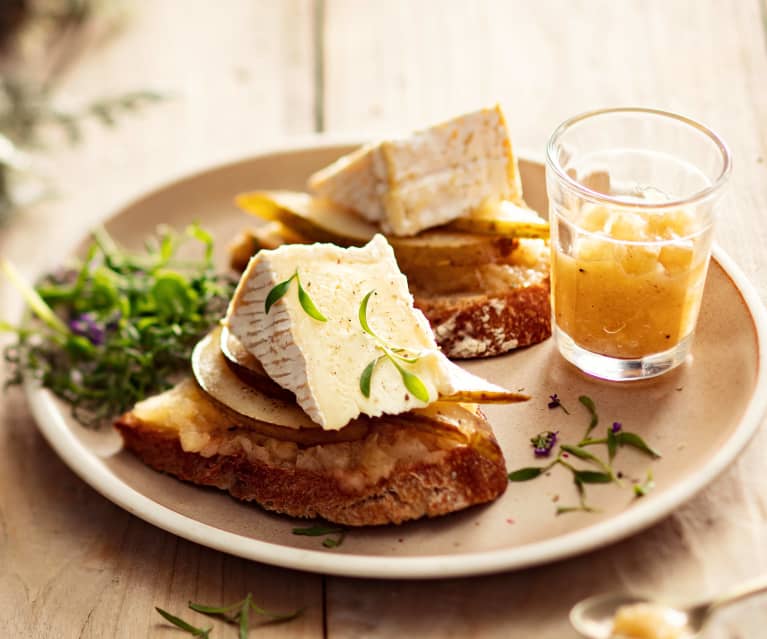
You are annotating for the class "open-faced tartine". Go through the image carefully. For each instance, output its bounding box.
[230,105,552,359]
[116,234,528,526]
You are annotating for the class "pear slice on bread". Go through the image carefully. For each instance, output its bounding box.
[116,328,514,525]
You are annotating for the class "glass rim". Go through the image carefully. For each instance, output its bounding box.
[545,107,733,210]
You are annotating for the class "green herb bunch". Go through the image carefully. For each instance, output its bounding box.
[2,223,235,426]
[508,395,661,514]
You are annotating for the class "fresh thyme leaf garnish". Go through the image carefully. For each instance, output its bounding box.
[155,607,212,638]
[508,466,547,481]
[359,356,383,398]
[572,470,613,484]
[2,224,234,426]
[615,431,662,459]
[293,524,347,548]
[578,394,599,438]
[264,278,292,314]
[507,394,662,514]
[264,270,327,321]
[357,290,429,402]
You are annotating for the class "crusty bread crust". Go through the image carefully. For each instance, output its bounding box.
[115,410,508,527]
[415,278,551,359]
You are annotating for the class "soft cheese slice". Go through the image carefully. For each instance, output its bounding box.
[224,235,459,430]
[307,105,524,237]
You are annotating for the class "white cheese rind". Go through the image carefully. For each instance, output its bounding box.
[307,105,523,236]
[224,235,457,430]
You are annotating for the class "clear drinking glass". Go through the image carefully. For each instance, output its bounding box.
[545,108,732,381]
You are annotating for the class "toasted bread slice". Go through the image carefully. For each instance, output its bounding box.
[115,379,508,526]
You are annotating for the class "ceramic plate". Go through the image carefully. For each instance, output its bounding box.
[26,142,767,579]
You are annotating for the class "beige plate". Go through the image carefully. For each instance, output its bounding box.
[25,141,767,579]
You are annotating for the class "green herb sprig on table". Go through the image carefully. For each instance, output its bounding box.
[358,290,429,402]
[156,592,302,639]
[1,223,235,426]
[508,395,661,513]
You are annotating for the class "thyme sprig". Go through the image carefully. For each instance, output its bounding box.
[508,394,661,513]
[156,592,302,638]
[357,290,429,403]
[1,223,235,426]
[264,269,327,321]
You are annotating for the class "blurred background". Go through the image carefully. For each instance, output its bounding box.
[0,0,763,276]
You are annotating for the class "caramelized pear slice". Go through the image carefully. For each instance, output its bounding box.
[190,328,488,446]
[236,191,375,244]
[445,200,550,238]
[220,328,528,406]
[237,190,548,242]
[192,327,319,430]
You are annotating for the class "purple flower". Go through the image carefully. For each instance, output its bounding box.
[68,313,105,346]
[547,393,570,414]
[531,430,559,457]
[611,422,622,433]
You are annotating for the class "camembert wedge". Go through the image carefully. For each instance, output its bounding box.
[307,105,524,236]
[225,235,464,430]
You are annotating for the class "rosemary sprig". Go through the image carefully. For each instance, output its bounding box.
[507,394,662,514]
[155,607,211,638]
[357,290,429,403]
[157,593,302,639]
[2,223,235,426]
[264,269,327,321]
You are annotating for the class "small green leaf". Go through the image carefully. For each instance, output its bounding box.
[151,271,197,319]
[360,357,381,397]
[155,607,211,638]
[616,432,662,458]
[560,444,613,478]
[508,467,545,481]
[264,274,295,314]
[322,532,346,548]
[358,290,376,336]
[560,444,601,464]
[396,363,430,403]
[578,394,598,435]
[573,470,612,484]
[293,525,346,548]
[295,273,327,322]
[607,428,618,461]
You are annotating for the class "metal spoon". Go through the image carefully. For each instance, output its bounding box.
[570,573,767,638]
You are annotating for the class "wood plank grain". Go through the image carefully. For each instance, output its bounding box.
[0,2,321,637]
[322,2,767,637]
[322,0,767,287]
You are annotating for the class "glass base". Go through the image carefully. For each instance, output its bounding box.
[555,327,692,381]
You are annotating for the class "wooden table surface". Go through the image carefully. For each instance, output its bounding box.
[2,2,767,637]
